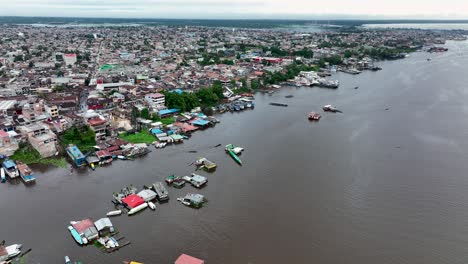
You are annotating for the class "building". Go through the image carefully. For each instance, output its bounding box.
[87,117,109,141]
[63,54,77,66]
[44,104,59,118]
[19,123,58,157]
[66,145,86,167]
[0,130,19,156]
[144,93,165,107]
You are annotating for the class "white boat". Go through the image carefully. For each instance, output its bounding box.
[1,167,5,183]
[65,256,72,264]
[128,202,148,215]
[148,201,156,210]
[177,197,191,206]
[0,244,22,261]
[232,147,244,155]
[117,155,127,160]
[106,210,122,217]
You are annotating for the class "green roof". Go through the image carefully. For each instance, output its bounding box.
[100,64,117,71]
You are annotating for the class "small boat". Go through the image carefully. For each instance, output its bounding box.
[68,226,86,245]
[106,210,122,217]
[225,144,242,165]
[65,256,72,264]
[269,102,288,107]
[1,167,5,183]
[128,202,148,216]
[16,161,36,183]
[148,201,156,210]
[90,163,95,170]
[308,112,321,121]
[117,155,127,160]
[2,159,19,179]
[285,95,294,98]
[323,105,341,113]
[0,244,22,261]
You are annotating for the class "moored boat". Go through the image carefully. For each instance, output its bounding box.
[1,167,5,183]
[106,210,122,217]
[2,160,19,179]
[128,202,148,216]
[148,201,156,210]
[67,226,86,245]
[16,161,36,183]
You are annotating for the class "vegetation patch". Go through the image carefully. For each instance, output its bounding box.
[60,125,97,152]
[119,130,155,144]
[10,143,68,168]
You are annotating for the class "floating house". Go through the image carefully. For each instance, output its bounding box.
[137,189,157,202]
[72,219,99,242]
[122,194,145,209]
[151,182,169,201]
[66,145,86,167]
[175,254,205,264]
[94,218,114,236]
[189,119,210,128]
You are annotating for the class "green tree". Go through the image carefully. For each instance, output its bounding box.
[140,108,151,119]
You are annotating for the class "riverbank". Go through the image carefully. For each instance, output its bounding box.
[10,144,68,168]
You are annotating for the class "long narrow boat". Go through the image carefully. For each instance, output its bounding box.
[67,226,85,245]
[1,167,5,183]
[16,161,36,184]
[225,144,242,165]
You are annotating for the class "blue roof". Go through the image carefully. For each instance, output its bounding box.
[158,108,180,116]
[2,159,16,169]
[191,119,209,126]
[151,128,163,134]
[170,89,184,95]
[67,145,84,159]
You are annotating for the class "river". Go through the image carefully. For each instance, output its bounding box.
[2,40,468,264]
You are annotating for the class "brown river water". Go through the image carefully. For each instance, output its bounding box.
[1,40,468,264]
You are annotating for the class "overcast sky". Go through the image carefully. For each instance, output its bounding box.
[0,0,467,19]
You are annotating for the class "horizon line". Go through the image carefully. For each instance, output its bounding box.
[1,15,468,22]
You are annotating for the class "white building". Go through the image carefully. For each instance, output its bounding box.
[144,93,165,107]
[64,54,77,66]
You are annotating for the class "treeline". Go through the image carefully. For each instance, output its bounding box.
[163,80,225,111]
[261,46,314,58]
[61,126,96,152]
[363,47,416,60]
[260,63,320,86]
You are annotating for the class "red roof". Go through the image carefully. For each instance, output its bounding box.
[175,254,204,264]
[88,117,107,126]
[72,219,94,234]
[0,130,9,138]
[122,194,145,208]
[96,150,111,158]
